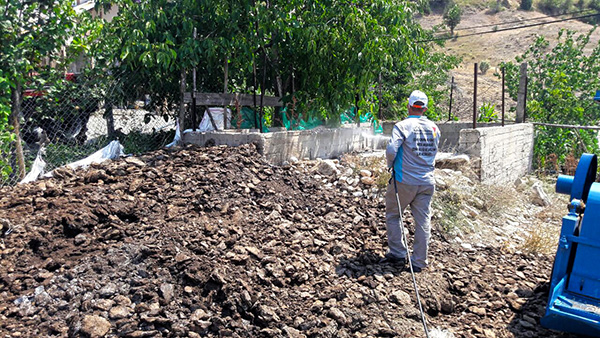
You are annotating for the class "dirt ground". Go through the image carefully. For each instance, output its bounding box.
[0,144,577,337]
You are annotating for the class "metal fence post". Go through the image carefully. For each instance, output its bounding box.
[502,66,505,127]
[449,76,454,121]
[473,63,477,129]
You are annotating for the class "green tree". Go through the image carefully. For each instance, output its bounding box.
[443,3,462,36]
[0,71,15,181]
[0,0,87,181]
[500,29,600,171]
[95,0,459,124]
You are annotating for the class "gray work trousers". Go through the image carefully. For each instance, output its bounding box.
[385,179,435,268]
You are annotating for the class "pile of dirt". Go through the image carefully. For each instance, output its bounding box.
[0,144,573,337]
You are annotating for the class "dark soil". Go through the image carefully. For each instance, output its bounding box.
[0,144,572,337]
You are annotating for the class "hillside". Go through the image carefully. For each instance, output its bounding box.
[419,7,600,120]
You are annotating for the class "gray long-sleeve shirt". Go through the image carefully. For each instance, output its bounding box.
[386,116,440,185]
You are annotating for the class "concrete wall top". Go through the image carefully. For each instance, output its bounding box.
[183,126,387,164]
[458,123,534,185]
[382,120,503,151]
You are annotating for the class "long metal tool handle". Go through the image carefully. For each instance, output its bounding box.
[392,172,430,338]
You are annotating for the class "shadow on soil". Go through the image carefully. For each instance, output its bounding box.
[335,249,410,280]
[507,282,581,338]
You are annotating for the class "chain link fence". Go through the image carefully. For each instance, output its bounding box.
[2,68,177,187]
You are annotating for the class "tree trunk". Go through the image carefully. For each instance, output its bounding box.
[179,69,187,134]
[104,100,115,138]
[10,80,25,180]
[223,54,229,129]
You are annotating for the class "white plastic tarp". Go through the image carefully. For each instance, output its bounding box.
[64,140,124,170]
[198,108,232,132]
[19,141,124,184]
[166,119,181,148]
[19,149,47,184]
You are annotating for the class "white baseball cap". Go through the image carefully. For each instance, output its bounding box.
[408,90,428,108]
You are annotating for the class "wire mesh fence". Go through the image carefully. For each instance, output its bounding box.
[2,68,177,187]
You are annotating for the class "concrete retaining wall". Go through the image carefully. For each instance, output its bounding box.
[458,123,534,185]
[183,126,388,164]
[382,121,502,151]
[184,122,534,185]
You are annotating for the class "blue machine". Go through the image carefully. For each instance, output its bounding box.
[541,153,600,336]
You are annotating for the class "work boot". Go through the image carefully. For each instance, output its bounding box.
[379,253,406,266]
[410,265,423,273]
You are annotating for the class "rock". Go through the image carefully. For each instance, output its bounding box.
[114,295,132,306]
[508,298,527,312]
[514,177,526,189]
[290,156,299,164]
[463,205,480,218]
[159,283,174,303]
[99,283,118,298]
[316,160,337,177]
[440,298,455,314]
[328,308,347,324]
[258,305,280,323]
[360,176,375,185]
[125,331,160,338]
[469,306,486,316]
[190,308,210,322]
[245,246,263,259]
[74,233,89,246]
[390,290,411,305]
[109,306,131,319]
[282,325,306,338]
[519,319,535,329]
[435,154,470,170]
[125,157,146,167]
[483,328,496,338]
[310,300,323,313]
[435,177,448,190]
[80,315,111,337]
[460,243,475,251]
[92,299,115,311]
[531,182,551,206]
[359,169,372,177]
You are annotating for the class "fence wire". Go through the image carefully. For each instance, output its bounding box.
[2,68,177,187]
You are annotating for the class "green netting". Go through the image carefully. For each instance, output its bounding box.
[231,107,269,133]
[341,107,383,134]
[281,108,323,130]
[231,106,381,134]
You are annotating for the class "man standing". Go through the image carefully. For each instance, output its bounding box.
[383,90,440,272]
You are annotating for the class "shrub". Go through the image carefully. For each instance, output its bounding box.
[477,102,497,122]
[537,0,572,14]
[520,0,533,9]
[443,3,462,36]
[489,0,504,12]
[479,61,490,74]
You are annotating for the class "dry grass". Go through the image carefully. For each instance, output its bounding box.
[520,183,564,254]
[474,184,516,216]
[521,223,560,254]
[376,171,391,190]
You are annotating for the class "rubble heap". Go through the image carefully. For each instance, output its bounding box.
[0,144,572,337]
